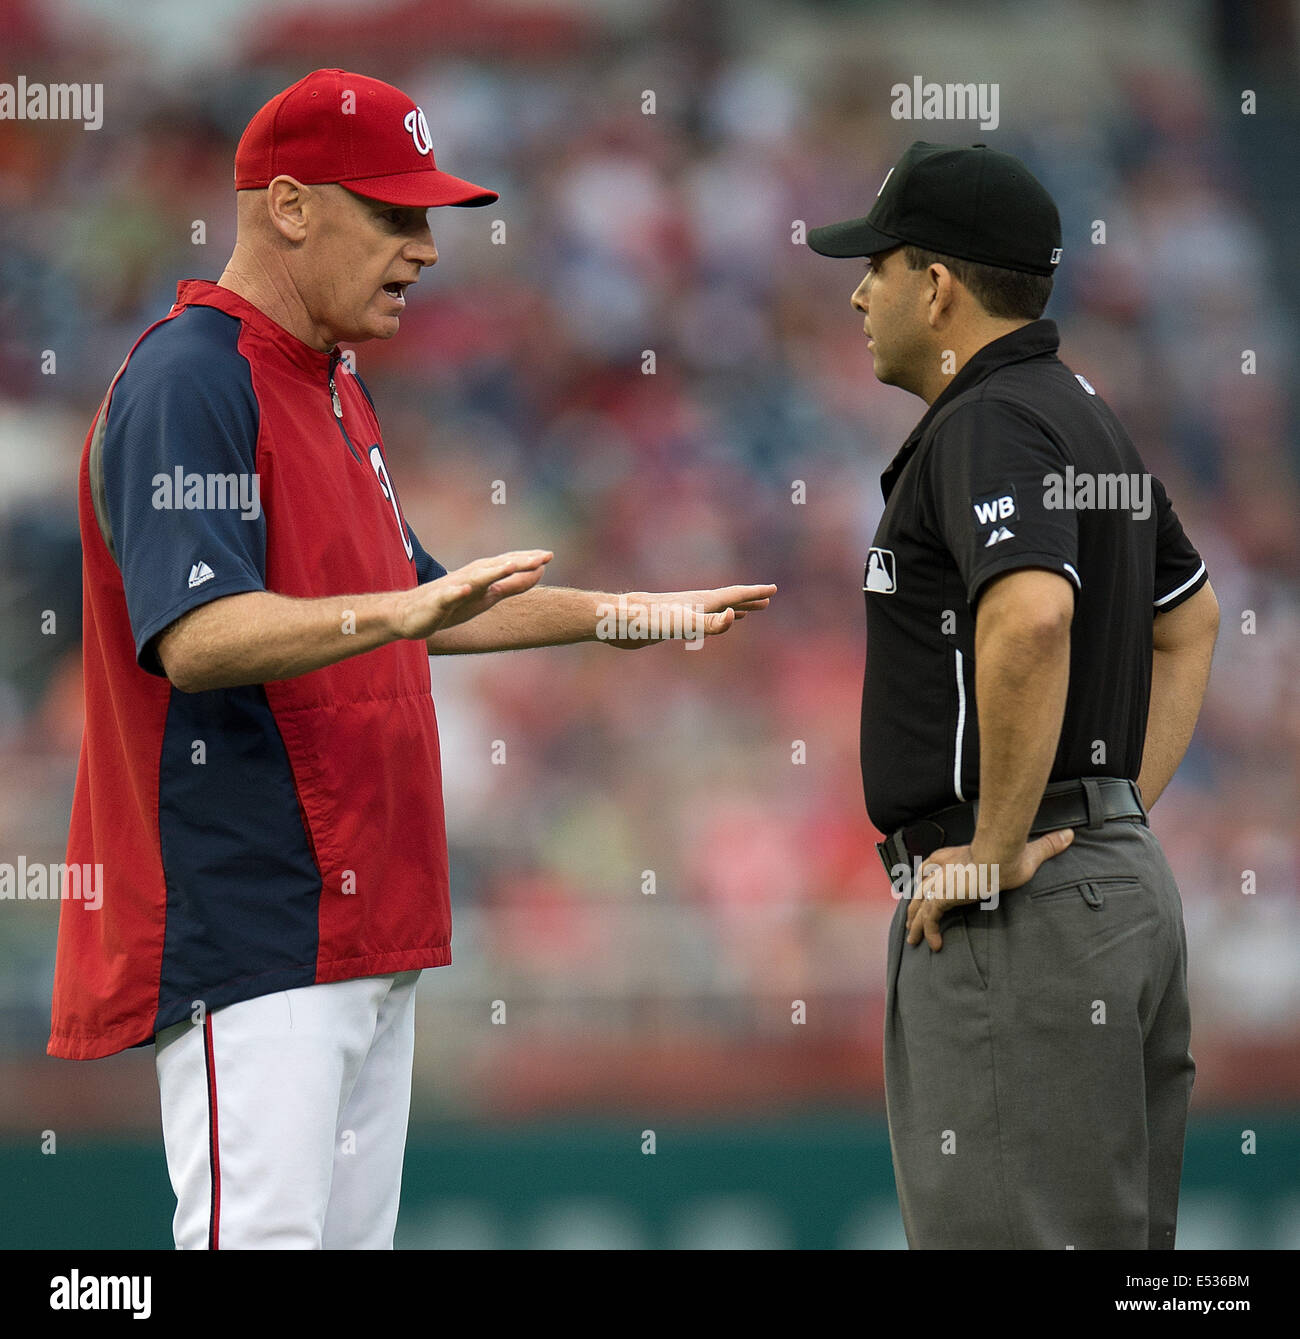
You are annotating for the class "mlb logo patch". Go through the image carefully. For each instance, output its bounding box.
[863,547,896,593]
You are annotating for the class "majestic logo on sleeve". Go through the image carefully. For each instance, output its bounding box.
[404,107,433,157]
[863,547,896,593]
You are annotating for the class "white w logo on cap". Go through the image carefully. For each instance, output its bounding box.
[404,107,433,157]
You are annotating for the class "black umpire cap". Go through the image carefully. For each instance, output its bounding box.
[807,141,1063,276]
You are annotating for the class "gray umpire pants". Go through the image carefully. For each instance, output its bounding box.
[883,818,1194,1249]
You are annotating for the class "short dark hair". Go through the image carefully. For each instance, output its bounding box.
[901,244,1053,321]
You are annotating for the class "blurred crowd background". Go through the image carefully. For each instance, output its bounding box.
[1,0,1298,1246]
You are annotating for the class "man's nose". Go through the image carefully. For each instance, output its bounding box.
[851,277,869,312]
[409,231,437,267]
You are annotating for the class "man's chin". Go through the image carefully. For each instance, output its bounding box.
[344,317,400,343]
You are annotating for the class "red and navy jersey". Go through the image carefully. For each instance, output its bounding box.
[50,280,453,1060]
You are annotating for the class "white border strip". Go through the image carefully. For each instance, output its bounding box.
[953,648,967,802]
[1154,561,1206,609]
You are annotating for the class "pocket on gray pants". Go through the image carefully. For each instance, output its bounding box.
[1027,875,1143,909]
[943,909,990,990]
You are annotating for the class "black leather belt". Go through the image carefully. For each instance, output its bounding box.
[875,777,1147,878]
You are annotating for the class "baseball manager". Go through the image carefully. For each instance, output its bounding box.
[48,69,774,1249]
[809,141,1218,1249]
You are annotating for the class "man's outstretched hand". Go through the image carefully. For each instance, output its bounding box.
[601,584,777,649]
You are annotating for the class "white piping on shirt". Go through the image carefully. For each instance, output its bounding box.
[1154,561,1206,608]
[953,648,967,802]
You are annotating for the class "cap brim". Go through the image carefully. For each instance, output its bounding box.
[342,169,498,208]
[807,216,902,258]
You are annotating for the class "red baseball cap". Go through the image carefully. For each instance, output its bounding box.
[234,68,498,207]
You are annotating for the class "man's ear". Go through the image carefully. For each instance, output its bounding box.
[926,263,958,327]
[265,176,309,244]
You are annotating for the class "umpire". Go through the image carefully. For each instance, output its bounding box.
[808,142,1219,1249]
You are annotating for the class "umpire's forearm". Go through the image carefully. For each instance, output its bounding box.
[969,589,1072,864]
[425,585,610,654]
[1138,588,1219,807]
[1137,651,1210,807]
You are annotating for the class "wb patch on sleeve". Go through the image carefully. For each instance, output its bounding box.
[970,485,1019,530]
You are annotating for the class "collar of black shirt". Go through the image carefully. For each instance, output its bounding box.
[880,318,1060,501]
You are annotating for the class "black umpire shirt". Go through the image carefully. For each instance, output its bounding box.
[860,319,1208,836]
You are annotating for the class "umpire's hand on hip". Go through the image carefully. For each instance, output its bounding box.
[904,829,1075,951]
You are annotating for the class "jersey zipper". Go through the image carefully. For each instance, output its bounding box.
[326,348,414,564]
[327,348,363,463]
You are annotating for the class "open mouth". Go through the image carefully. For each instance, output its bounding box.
[381,281,411,306]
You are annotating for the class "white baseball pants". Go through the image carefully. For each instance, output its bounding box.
[154,970,419,1249]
